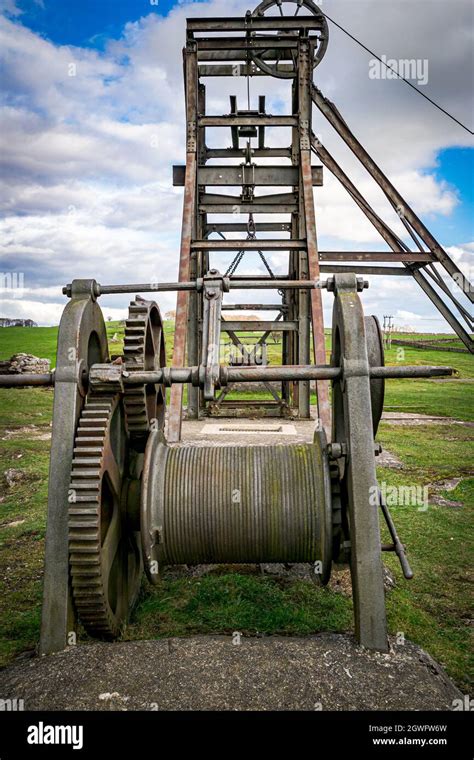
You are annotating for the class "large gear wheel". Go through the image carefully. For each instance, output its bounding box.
[68,394,142,638]
[123,297,166,451]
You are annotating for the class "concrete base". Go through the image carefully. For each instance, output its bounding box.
[0,634,461,711]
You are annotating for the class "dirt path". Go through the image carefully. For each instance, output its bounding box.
[381,412,473,427]
[0,635,461,711]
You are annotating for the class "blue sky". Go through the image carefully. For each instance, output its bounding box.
[0,0,473,329]
[430,148,474,245]
[5,0,188,47]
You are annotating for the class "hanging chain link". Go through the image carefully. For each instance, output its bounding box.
[247,213,256,239]
[225,213,276,279]
[225,250,245,277]
[257,249,275,279]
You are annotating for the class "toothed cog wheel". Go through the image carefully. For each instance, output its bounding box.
[123,297,166,451]
[68,394,142,638]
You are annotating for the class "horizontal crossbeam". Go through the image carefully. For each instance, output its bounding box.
[222,321,298,332]
[196,38,304,51]
[192,240,306,251]
[199,115,297,127]
[174,165,322,187]
[319,265,412,276]
[206,223,291,234]
[187,16,325,33]
[200,203,298,214]
[205,148,292,159]
[222,304,287,311]
[318,252,432,262]
[199,64,293,77]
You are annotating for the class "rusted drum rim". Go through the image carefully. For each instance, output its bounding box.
[365,315,385,435]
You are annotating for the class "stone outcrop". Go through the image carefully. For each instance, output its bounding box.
[0,353,51,375]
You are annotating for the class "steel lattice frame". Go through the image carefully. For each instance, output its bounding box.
[168,9,332,440]
[168,6,472,442]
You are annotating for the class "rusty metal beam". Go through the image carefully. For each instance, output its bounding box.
[319,252,432,262]
[192,239,306,251]
[200,191,298,205]
[187,16,325,33]
[199,115,298,127]
[311,135,474,352]
[222,304,286,311]
[319,265,412,276]
[196,38,302,51]
[199,64,293,77]
[206,222,291,233]
[200,202,298,214]
[222,321,298,332]
[187,165,324,187]
[299,41,330,435]
[206,147,292,159]
[0,372,55,386]
[312,85,473,304]
[168,44,198,443]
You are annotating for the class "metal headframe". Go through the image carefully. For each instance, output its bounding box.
[167,2,472,441]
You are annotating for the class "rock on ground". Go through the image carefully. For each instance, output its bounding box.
[0,353,50,375]
[3,468,26,488]
[0,635,461,711]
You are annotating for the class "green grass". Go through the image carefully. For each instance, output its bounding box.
[383,380,473,421]
[0,388,53,428]
[374,422,474,688]
[380,341,474,422]
[0,429,50,665]
[127,574,352,640]
[0,324,472,691]
[0,327,59,366]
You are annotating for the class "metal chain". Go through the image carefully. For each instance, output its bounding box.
[257,249,275,279]
[247,213,256,239]
[225,250,245,277]
[216,210,268,279]
[224,213,275,279]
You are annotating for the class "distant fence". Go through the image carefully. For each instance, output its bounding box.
[391,338,469,354]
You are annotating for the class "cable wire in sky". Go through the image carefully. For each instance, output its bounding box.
[321,11,474,136]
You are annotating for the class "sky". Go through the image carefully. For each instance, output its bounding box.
[0,0,473,331]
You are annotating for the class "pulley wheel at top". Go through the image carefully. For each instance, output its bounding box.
[250,0,329,79]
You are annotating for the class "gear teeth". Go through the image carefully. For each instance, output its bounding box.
[122,299,166,448]
[68,395,123,638]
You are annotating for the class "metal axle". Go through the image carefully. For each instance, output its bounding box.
[0,363,454,389]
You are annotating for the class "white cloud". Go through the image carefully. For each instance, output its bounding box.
[0,0,472,331]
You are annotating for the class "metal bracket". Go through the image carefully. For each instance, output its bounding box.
[187,120,197,152]
[63,279,100,300]
[89,363,125,394]
[300,119,311,150]
[201,270,227,400]
[327,274,369,293]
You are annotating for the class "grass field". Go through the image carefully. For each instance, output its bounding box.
[0,324,472,691]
